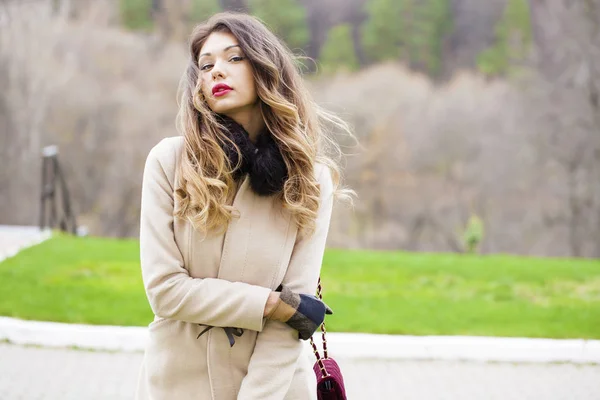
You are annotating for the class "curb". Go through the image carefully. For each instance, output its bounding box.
[1,316,599,364]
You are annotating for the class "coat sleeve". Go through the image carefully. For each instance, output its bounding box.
[237,164,334,400]
[139,138,271,331]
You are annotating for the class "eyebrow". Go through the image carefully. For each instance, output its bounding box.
[198,44,241,59]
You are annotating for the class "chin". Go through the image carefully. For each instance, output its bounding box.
[210,101,252,115]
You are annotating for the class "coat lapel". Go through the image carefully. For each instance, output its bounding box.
[217,174,254,283]
[216,174,296,288]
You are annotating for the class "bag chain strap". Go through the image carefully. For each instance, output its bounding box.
[310,277,330,378]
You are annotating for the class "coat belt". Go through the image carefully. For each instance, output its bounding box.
[197,325,244,347]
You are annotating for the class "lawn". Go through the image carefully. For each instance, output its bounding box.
[1,233,599,338]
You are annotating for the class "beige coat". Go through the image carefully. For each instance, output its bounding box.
[134,136,334,400]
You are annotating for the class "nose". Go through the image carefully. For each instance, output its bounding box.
[211,59,226,80]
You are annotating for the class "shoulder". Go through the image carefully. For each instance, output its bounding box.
[144,136,185,186]
[145,136,184,171]
[314,162,333,197]
[314,162,332,185]
[146,136,184,164]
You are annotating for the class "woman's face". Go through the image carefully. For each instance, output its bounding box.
[198,31,258,116]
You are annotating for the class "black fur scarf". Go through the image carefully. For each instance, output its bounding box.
[216,114,288,197]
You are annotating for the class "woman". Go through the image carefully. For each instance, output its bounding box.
[135,11,353,400]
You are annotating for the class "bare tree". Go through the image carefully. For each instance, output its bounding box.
[0,0,79,224]
[529,0,600,256]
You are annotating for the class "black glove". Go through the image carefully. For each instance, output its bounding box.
[267,284,333,340]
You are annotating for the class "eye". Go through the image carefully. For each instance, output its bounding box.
[229,56,245,62]
[200,63,213,71]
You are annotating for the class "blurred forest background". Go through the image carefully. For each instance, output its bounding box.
[1,0,599,257]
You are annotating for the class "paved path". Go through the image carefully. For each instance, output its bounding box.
[0,225,51,262]
[0,342,598,400]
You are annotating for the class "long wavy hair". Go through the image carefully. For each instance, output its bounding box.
[174,12,354,238]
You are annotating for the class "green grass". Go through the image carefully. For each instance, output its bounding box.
[0,232,148,326]
[1,233,599,338]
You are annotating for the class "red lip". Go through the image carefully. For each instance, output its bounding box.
[212,83,233,95]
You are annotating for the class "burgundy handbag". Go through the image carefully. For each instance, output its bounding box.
[310,277,347,400]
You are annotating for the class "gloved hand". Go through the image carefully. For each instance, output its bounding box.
[266,284,333,340]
